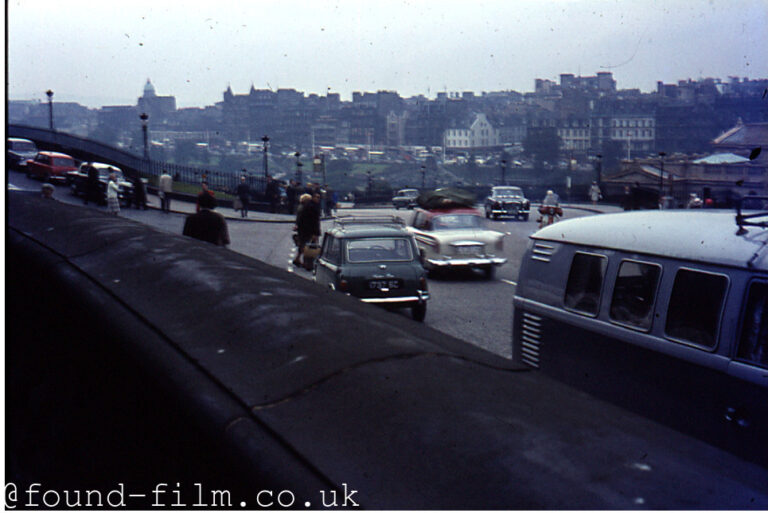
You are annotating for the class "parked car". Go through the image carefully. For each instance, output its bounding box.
[392,188,420,210]
[67,162,134,205]
[407,207,507,279]
[25,151,77,183]
[6,137,38,170]
[484,186,530,220]
[314,215,430,321]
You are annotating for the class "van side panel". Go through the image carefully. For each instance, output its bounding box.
[513,240,768,467]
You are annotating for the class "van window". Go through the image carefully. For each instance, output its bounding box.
[564,252,607,316]
[736,281,768,367]
[610,260,661,330]
[665,269,728,348]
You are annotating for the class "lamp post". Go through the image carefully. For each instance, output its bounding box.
[595,153,603,187]
[421,165,426,189]
[46,90,54,131]
[500,159,507,186]
[139,112,149,160]
[261,135,270,181]
[294,151,303,184]
[314,154,326,188]
[658,151,667,209]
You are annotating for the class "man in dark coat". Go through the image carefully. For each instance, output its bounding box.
[265,175,280,213]
[85,164,101,205]
[292,193,321,266]
[235,176,251,218]
[183,192,230,246]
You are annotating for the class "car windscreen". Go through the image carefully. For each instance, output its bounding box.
[98,169,125,180]
[431,214,483,230]
[346,237,414,262]
[494,188,522,197]
[398,190,418,197]
[11,141,36,152]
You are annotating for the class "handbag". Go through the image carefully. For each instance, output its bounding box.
[233,197,243,210]
[302,242,321,270]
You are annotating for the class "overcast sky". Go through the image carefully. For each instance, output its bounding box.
[7,0,768,108]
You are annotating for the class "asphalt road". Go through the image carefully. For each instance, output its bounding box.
[9,172,595,358]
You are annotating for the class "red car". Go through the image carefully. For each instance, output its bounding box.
[26,151,78,184]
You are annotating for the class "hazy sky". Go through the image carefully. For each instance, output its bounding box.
[7,0,768,108]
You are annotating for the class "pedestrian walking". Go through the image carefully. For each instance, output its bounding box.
[235,175,251,218]
[85,164,101,205]
[589,182,602,206]
[41,183,55,200]
[292,193,321,267]
[159,170,173,213]
[107,173,121,216]
[196,181,215,213]
[265,175,280,213]
[183,192,230,246]
[133,176,148,210]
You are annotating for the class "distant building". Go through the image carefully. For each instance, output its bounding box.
[443,113,501,152]
[137,79,176,122]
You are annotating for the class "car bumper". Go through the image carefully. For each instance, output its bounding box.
[360,290,430,305]
[426,256,507,267]
[490,207,529,215]
[49,175,69,184]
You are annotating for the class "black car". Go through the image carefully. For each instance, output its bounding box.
[67,162,134,205]
[484,186,530,220]
[314,215,430,321]
[392,189,420,209]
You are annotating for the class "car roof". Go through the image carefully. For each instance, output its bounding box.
[416,207,483,217]
[493,186,521,190]
[328,224,412,238]
[85,162,122,171]
[39,151,74,158]
[532,210,768,271]
[8,137,34,143]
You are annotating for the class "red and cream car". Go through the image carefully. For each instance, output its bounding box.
[406,207,507,279]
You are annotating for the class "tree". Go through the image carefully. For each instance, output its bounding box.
[523,127,561,169]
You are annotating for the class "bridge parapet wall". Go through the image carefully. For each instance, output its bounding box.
[6,191,768,509]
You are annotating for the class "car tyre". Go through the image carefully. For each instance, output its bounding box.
[412,302,427,322]
[484,265,496,280]
[521,213,529,221]
[485,207,491,219]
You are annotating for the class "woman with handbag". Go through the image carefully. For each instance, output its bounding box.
[292,193,321,268]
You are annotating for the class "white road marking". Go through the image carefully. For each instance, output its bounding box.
[501,279,517,286]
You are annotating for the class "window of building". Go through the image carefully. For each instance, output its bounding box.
[564,252,607,316]
[610,260,661,330]
[736,280,768,367]
[665,268,728,348]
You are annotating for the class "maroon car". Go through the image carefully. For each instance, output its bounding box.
[26,151,77,184]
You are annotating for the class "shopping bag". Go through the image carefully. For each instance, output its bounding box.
[303,243,321,270]
[233,197,243,210]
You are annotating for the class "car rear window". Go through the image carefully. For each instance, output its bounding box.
[346,238,414,263]
[665,268,728,348]
[12,141,36,152]
[431,214,483,230]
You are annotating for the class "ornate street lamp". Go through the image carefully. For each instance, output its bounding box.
[500,159,507,186]
[46,90,54,131]
[658,151,667,208]
[140,112,149,160]
[294,151,303,184]
[262,135,270,181]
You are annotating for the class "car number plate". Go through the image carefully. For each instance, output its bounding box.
[456,245,482,255]
[369,279,401,290]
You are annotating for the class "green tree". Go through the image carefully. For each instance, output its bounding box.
[523,127,561,169]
